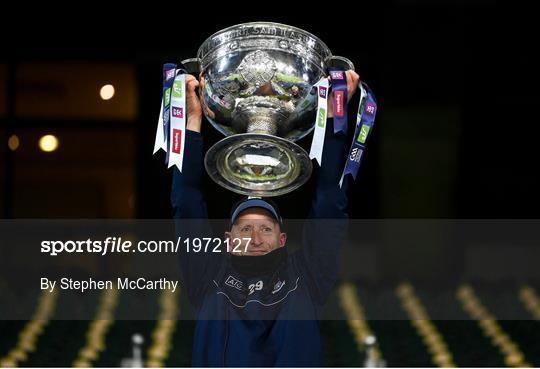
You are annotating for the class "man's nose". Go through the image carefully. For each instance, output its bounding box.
[250,229,263,245]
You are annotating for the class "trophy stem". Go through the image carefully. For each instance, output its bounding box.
[233,95,292,137]
[246,120,278,135]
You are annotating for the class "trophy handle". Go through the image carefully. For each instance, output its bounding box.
[181,58,201,75]
[324,56,355,72]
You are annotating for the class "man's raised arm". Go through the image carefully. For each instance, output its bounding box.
[170,75,222,307]
[297,71,360,304]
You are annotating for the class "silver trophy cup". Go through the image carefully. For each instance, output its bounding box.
[183,22,353,196]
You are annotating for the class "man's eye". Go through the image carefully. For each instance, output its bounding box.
[241,227,250,232]
[264,228,272,232]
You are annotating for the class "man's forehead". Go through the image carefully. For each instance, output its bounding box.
[235,208,276,224]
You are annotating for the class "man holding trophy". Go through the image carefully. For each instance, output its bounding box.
[157,22,377,366]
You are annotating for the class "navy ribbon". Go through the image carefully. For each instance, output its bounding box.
[329,67,348,134]
[162,63,176,164]
[341,83,377,183]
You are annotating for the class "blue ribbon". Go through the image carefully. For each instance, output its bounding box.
[342,83,377,182]
[162,63,177,165]
[329,67,348,134]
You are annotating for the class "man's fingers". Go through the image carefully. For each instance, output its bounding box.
[346,70,360,89]
[344,70,361,102]
[184,74,202,112]
[186,75,200,92]
[184,75,203,132]
[346,70,360,80]
[185,74,197,83]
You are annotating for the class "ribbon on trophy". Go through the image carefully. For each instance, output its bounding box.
[308,78,329,165]
[167,73,187,170]
[154,63,176,156]
[329,67,348,134]
[339,82,377,188]
[153,63,188,172]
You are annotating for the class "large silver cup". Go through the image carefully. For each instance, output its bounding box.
[184,22,353,196]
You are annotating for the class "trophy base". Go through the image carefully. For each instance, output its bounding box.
[205,133,312,197]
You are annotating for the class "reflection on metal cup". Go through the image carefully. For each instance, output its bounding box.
[186,22,354,196]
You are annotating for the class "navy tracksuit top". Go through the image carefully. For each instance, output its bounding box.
[171,118,350,366]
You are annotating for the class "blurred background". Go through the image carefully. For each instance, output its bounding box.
[1,2,537,221]
[2,2,540,367]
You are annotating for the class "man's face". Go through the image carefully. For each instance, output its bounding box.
[224,208,286,256]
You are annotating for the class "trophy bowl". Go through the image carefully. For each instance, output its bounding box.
[184,22,354,196]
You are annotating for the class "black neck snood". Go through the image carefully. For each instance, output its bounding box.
[229,247,288,277]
